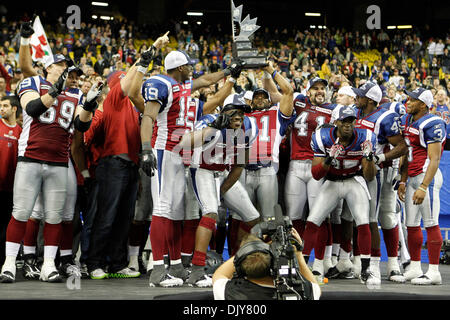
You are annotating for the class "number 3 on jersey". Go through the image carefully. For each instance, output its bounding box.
[294,111,325,136]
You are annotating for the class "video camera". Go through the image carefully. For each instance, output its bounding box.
[251,205,308,300]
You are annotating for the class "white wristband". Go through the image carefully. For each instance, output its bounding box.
[81,169,91,179]
[376,153,386,164]
[263,71,271,79]
[137,66,147,75]
[228,77,236,83]
[20,37,30,46]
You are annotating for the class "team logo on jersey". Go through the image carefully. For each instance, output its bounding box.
[359,120,375,128]
[295,101,306,108]
[407,127,419,135]
[172,85,180,92]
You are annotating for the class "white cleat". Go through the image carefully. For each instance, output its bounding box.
[411,271,442,285]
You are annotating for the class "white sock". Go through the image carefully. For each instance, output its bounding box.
[332,243,340,256]
[43,246,59,259]
[324,245,332,259]
[427,264,439,273]
[340,250,351,260]
[42,257,56,268]
[312,259,324,274]
[409,260,422,270]
[60,249,72,257]
[23,245,36,255]
[128,245,139,258]
[5,242,21,257]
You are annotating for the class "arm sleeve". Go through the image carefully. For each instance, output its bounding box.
[423,120,447,144]
[141,78,168,110]
[278,108,296,136]
[311,130,326,157]
[380,112,401,137]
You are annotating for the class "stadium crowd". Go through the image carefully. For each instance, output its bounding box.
[0,9,449,290]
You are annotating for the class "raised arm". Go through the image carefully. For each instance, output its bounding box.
[18,21,38,78]
[129,32,170,113]
[202,77,236,115]
[192,59,245,92]
[264,61,293,116]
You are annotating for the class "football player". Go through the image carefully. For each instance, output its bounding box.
[140,50,245,287]
[398,88,446,285]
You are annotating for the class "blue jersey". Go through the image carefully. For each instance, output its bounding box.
[400,113,446,177]
[311,126,377,179]
[380,101,406,116]
[141,74,193,151]
[192,114,259,171]
[355,106,401,155]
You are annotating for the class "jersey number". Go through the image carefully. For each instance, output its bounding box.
[39,100,75,130]
[294,111,325,136]
[248,115,270,142]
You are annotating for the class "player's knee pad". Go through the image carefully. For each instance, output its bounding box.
[379,211,398,230]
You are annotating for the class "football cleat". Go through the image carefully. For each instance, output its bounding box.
[411,271,442,285]
[40,264,62,283]
[108,267,140,279]
[22,254,41,280]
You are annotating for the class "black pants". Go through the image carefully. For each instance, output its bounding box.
[0,191,13,266]
[86,157,139,273]
[80,180,99,264]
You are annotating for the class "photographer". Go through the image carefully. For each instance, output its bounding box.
[212,228,321,300]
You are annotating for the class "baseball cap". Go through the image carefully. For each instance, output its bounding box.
[107,70,126,88]
[222,93,252,113]
[244,90,254,101]
[351,82,382,103]
[43,54,72,69]
[164,50,196,70]
[68,65,83,76]
[306,77,328,91]
[404,88,433,107]
[252,88,271,103]
[337,85,356,98]
[336,105,357,121]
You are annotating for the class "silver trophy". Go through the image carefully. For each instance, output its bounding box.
[231,0,267,69]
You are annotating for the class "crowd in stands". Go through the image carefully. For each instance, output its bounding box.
[0,14,449,105]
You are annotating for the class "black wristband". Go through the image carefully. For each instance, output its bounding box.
[26,98,49,118]
[324,156,333,166]
[74,115,92,132]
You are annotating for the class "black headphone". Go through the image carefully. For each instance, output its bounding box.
[234,240,273,277]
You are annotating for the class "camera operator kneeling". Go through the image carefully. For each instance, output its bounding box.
[212,230,321,300]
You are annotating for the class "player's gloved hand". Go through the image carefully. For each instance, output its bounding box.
[208,113,230,130]
[48,68,69,98]
[20,21,34,38]
[137,46,156,69]
[329,143,344,159]
[324,143,343,165]
[140,149,157,177]
[374,153,386,165]
[361,140,374,161]
[83,81,104,112]
[224,59,246,79]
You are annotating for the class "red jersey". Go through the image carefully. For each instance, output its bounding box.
[290,93,334,160]
[246,106,295,169]
[0,119,22,191]
[400,113,447,177]
[142,75,193,152]
[17,76,83,165]
[100,83,141,165]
